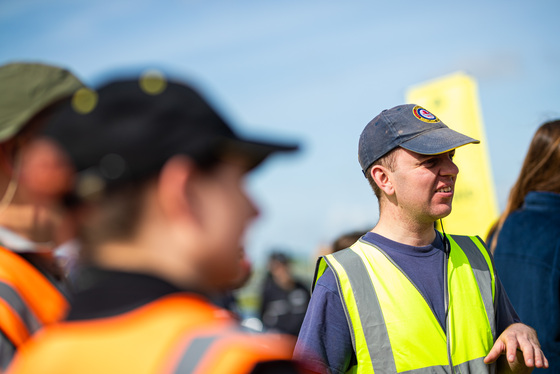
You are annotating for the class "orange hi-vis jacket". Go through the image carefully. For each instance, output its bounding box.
[6,293,298,374]
[0,246,68,349]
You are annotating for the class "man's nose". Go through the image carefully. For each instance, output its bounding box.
[441,156,459,177]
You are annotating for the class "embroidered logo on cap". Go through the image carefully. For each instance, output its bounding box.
[412,106,440,123]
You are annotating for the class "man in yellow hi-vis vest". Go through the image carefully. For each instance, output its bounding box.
[294,104,548,373]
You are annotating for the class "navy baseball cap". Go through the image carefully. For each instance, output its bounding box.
[42,73,298,198]
[358,104,479,174]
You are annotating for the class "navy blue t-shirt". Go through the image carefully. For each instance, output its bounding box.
[293,231,520,374]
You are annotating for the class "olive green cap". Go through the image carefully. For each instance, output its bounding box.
[0,62,84,142]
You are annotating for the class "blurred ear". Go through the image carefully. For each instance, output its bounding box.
[370,165,394,196]
[0,138,19,175]
[19,138,75,203]
[157,155,200,224]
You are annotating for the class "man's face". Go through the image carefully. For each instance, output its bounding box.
[190,158,259,292]
[14,135,76,246]
[20,138,75,204]
[388,148,458,224]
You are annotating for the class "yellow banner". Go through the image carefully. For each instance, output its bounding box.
[406,72,498,239]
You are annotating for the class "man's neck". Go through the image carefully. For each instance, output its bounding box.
[92,240,208,294]
[372,210,436,247]
[0,203,59,249]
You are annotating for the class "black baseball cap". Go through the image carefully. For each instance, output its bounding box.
[358,104,479,174]
[42,73,298,197]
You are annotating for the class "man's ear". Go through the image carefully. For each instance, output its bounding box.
[0,139,18,175]
[370,164,395,196]
[157,155,199,224]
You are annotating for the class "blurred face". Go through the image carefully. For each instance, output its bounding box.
[20,138,74,203]
[270,260,293,289]
[190,158,259,292]
[388,148,458,224]
[13,137,76,245]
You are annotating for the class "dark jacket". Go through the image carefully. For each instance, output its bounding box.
[493,191,560,373]
[259,276,310,337]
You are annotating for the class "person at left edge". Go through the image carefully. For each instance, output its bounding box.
[0,62,83,370]
[6,73,308,374]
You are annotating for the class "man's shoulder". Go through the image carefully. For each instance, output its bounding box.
[315,266,339,293]
[446,234,491,256]
[317,246,375,290]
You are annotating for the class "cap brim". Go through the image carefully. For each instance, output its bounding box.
[399,127,479,155]
[221,137,299,170]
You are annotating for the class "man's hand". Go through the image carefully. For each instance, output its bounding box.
[484,323,548,373]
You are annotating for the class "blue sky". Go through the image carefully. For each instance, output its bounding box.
[1,0,559,264]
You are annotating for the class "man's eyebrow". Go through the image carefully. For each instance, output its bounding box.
[417,154,435,161]
[420,150,455,160]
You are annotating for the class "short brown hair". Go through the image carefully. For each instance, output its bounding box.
[76,158,224,261]
[365,148,398,199]
[77,179,152,261]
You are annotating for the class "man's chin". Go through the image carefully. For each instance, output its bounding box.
[432,208,452,222]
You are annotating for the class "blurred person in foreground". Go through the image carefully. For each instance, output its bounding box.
[7,73,307,374]
[0,62,83,369]
[488,119,560,373]
[294,104,547,373]
[259,252,310,337]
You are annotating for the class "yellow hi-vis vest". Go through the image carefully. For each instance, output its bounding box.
[314,234,496,374]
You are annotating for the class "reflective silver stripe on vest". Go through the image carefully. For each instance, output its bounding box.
[0,281,41,337]
[0,330,17,370]
[171,335,218,374]
[397,357,492,374]
[328,248,398,373]
[400,365,451,374]
[449,235,496,340]
[454,356,495,374]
